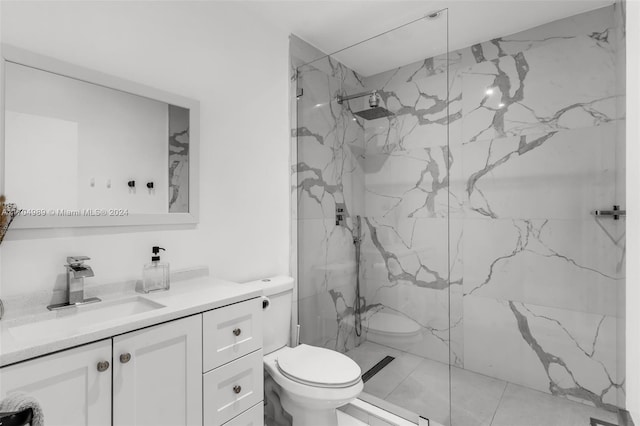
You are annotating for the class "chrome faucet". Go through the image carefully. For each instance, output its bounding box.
[47,256,101,310]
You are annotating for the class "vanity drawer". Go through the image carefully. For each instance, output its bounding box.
[222,402,263,426]
[203,298,262,372]
[203,349,263,426]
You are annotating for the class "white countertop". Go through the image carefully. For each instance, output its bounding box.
[0,275,262,367]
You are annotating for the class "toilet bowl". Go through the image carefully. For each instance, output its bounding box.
[264,345,363,426]
[247,277,363,426]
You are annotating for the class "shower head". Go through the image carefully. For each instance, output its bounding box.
[357,92,394,119]
[354,106,395,120]
[337,89,395,120]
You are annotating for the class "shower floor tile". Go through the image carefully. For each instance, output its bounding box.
[348,341,423,399]
[346,341,619,426]
[490,383,619,426]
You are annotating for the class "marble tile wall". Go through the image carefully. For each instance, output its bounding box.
[359,4,626,412]
[291,36,367,352]
[292,3,625,415]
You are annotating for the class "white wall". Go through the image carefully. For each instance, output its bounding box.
[0,1,290,297]
[626,0,640,421]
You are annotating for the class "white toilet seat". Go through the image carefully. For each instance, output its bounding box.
[277,344,362,388]
[264,346,363,403]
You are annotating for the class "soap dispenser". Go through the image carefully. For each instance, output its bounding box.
[142,246,170,293]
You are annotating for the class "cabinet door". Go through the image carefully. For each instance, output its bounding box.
[0,339,112,426]
[113,315,202,426]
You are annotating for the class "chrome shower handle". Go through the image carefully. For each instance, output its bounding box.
[592,205,626,220]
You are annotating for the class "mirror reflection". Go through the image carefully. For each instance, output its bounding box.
[4,62,189,216]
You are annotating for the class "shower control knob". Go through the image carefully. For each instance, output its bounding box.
[233,328,242,336]
[233,385,242,394]
[97,361,110,372]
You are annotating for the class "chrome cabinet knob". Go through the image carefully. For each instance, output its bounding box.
[233,385,242,394]
[120,353,131,364]
[233,328,242,336]
[97,361,110,372]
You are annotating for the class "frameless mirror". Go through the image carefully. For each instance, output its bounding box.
[1,45,199,228]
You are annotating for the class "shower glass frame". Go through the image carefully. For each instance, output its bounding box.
[292,9,452,424]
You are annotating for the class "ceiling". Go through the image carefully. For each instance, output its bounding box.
[243,0,615,76]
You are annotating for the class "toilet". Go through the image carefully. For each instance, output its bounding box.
[250,276,363,426]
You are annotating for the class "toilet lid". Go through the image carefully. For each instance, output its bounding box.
[277,344,362,388]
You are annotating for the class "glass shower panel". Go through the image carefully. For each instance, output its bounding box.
[448,4,626,426]
[293,10,451,424]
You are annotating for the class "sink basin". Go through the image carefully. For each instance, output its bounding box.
[9,297,165,343]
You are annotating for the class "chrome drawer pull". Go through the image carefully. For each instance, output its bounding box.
[97,360,110,372]
[120,353,131,364]
[233,385,242,394]
[233,328,242,336]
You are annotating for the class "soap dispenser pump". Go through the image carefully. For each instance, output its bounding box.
[142,246,170,293]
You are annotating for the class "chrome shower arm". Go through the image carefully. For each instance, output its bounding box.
[336,90,377,104]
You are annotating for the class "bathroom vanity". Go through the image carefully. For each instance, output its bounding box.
[0,276,265,426]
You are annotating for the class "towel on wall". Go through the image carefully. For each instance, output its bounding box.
[0,392,44,426]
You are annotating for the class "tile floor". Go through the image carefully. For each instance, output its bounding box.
[346,341,620,426]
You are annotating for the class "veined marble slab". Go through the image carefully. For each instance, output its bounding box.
[464,295,621,410]
[463,218,623,316]
[361,217,463,364]
[365,144,459,219]
[461,125,617,220]
[462,35,620,143]
[297,218,357,300]
[298,286,363,353]
[295,62,365,220]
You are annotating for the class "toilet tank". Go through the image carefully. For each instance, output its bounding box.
[244,276,294,354]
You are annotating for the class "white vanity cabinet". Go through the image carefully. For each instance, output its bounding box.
[0,339,112,426]
[203,298,264,426]
[0,296,264,426]
[113,315,203,426]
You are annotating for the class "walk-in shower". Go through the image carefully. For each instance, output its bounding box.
[292,3,626,425]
